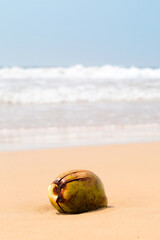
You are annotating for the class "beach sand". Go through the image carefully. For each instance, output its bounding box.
[0,142,160,240]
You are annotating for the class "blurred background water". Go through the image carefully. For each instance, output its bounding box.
[0,65,160,151]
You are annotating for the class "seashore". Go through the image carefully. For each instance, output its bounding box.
[0,142,160,240]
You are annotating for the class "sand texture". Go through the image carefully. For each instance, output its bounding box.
[0,142,160,240]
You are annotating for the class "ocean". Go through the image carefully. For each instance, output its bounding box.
[0,65,160,151]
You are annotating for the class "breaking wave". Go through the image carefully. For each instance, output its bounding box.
[1,65,160,80]
[0,65,160,104]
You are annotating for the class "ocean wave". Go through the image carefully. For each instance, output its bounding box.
[0,86,160,104]
[0,65,160,104]
[0,65,160,80]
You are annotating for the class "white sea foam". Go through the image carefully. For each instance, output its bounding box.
[0,65,160,80]
[0,86,160,104]
[0,65,160,104]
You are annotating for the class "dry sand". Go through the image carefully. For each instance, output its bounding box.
[0,142,160,240]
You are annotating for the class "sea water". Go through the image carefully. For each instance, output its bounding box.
[0,65,160,151]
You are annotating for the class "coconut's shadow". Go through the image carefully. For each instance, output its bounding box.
[56,205,114,215]
[36,205,114,215]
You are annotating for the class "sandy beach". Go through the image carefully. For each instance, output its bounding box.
[0,142,160,240]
